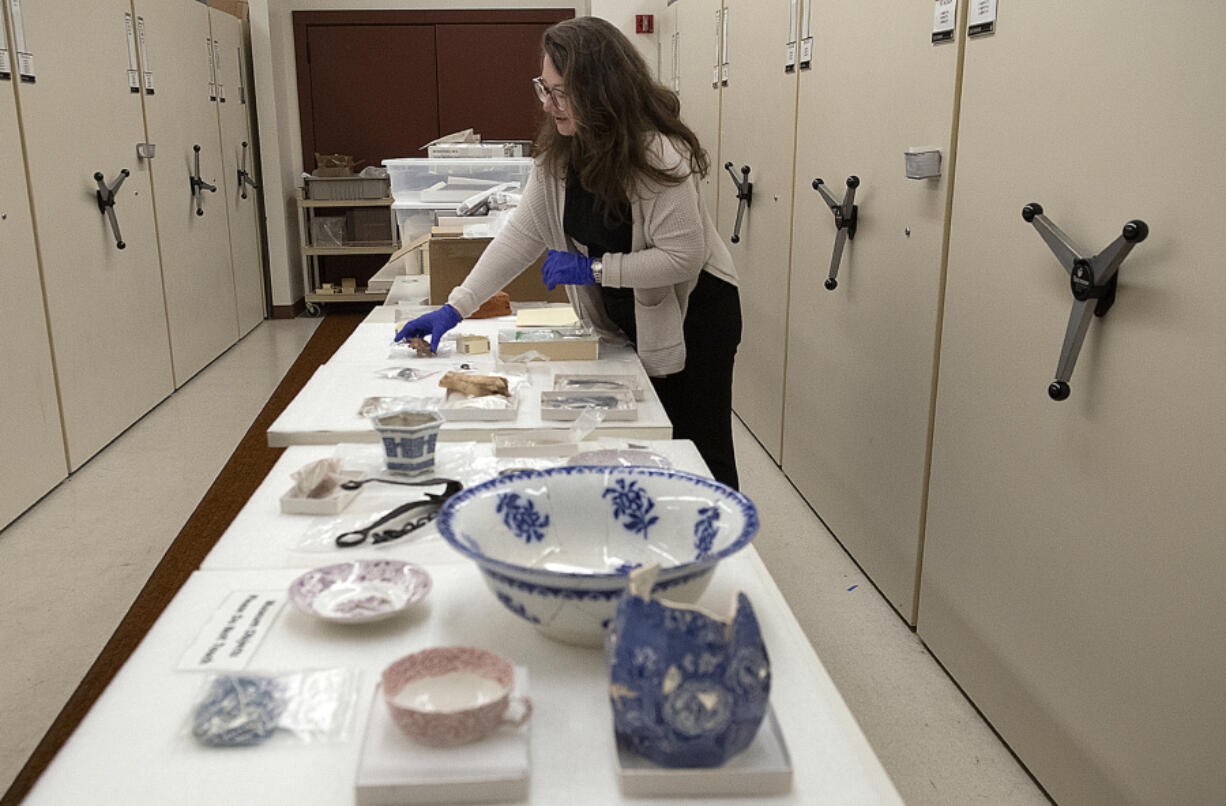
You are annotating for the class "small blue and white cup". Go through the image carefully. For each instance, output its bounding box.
[372,410,444,474]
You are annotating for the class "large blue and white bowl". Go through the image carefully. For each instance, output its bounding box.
[436,466,759,646]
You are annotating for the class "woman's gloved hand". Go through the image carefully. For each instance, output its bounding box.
[541,249,596,291]
[394,304,462,354]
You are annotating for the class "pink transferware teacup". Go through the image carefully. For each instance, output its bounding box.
[381,646,531,746]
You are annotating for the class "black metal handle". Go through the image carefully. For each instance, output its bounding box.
[1022,202,1148,400]
[812,175,859,290]
[190,144,217,216]
[94,169,131,249]
[237,140,259,199]
[723,162,753,244]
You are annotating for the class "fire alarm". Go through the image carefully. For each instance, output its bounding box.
[635,14,654,34]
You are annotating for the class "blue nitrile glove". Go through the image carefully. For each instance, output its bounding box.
[541,249,596,291]
[395,304,462,354]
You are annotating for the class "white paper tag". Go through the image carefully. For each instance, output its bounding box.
[9,0,34,81]
[968,0,997,37]
[932,0,957,44]
[711,8,720,87]
[800,36,813,68]
[136,15,154,94]
[178,590,287,671]
[1,8,10,79]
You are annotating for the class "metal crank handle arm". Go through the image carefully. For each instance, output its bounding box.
[238,141,260,199]
[334,498,436,548]
[191,145,217,216]
[723,163,753,244]
[812,176,859,290]
[94,169,130,249]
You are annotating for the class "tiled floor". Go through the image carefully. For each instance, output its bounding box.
[0,314,1052,804]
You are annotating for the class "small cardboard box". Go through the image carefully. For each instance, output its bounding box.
[424,235,567,305]
[207,0,248,19]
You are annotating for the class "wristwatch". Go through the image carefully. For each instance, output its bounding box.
[590,257,603,285]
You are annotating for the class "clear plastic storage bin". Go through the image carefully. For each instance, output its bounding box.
[382,157,533,205]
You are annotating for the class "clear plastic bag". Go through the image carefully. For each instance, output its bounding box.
[188,668,360,747]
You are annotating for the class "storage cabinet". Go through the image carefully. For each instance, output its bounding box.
[135,0,238,387]
[0,46,67,529]
[210,6,266,338]
[674,0,722,223]
[716,0,798,462]
[11,0,173,470]
[919,3,1226,803]
[782,0,961,618]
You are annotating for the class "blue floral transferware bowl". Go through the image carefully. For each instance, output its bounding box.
[608,566,770,768]
[436,466,759,646]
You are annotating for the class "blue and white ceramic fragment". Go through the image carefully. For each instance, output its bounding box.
[436,467,760,646]
[607,566,771,768]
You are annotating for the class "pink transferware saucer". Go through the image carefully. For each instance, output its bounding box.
[289,559,431,623]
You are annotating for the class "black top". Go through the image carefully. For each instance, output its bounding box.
[563,166,638,342]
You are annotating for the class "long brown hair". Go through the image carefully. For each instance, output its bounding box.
[535,17,709,212]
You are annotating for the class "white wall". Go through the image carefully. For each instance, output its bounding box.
[249,0,595,309]
[590,0,668,80]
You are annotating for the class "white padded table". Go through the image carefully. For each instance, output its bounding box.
[267,307,672,447]
[201,440,711,571]
[24,561,902,805]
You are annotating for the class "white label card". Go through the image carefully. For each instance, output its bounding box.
[178,590,287,671]
[8,0,33,81]
[0,9,10,79]
[968,0,997,37]
[800,36,813,68]
[124,12,139,92]
[711,8,720,87]
[932,0,957,44]
[137,16,153,94]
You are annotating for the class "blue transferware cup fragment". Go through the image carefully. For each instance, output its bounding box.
[372,410,443,474]
[607,565,771,768]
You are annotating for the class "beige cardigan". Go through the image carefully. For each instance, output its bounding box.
[446,135,737,377]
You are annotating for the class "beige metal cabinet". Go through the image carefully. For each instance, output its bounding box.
[717,0,798,461]
[920,4,1226,804]
[783,0,962,616]
[13,0,173,470]
[135,0,238,387]
[0,43,66,528]
[210,7,265,338]
[674,0,722,222]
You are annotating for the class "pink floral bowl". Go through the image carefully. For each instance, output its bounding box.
[381,647,531,746]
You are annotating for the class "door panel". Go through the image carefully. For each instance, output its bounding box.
[15,0,172,469]
[211,8,265,337]
[435,23,554,142]
[137,0,237,386]
[0,53,66,528]
[920,4,1226,804]
[717,0,797,461]
[783,0,961,615]
[301,24,438,167]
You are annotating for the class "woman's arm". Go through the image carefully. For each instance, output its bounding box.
[446,168,550,317]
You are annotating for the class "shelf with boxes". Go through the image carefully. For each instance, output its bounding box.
[296,184,399,314]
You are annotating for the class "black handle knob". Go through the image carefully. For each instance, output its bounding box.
[1123,219,1148,243]
[846,175,860,188]
[730,234,740,244]
[812,178,824,190]
[1048,380,1070,401]
[1022,202,1043,222]
[824,278,838,291]
[94,172,104,181]
[116,241,126,250]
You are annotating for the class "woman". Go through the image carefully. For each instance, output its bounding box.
[397,16,742,488]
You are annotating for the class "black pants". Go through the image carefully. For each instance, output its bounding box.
[601,272,742,489]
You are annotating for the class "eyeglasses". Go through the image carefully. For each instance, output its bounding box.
[532,76,568,110]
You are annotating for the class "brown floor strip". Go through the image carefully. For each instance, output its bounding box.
[2,311,365,805]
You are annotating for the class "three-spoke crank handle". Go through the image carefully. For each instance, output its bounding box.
[94,169,131,250]
[723,162,753,244]
[812,176,859,290]
[190,145,217,216]
[237,141,259,199]
[1021,203,1148,401]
